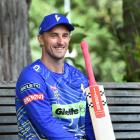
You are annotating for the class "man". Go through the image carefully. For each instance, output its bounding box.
[16,13,95,140]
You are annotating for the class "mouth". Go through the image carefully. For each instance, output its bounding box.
[51,45,67,59]
[54,46,65,50]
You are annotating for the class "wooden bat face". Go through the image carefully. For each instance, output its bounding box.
[89,85,105,118]
[85,85,116,140]
[85,85,108,117]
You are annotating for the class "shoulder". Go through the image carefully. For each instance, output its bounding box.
[16,60,45,87]
[18,60,41,78]
[65,62,89,88]
[65,62,88,82]
[66,62,86,76]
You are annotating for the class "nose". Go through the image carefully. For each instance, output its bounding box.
[57,36,64,45]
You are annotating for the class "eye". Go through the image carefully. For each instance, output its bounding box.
[63,33,70,38]
[49,33,58,38]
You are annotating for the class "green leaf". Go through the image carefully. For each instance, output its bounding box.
[70,33,86,44]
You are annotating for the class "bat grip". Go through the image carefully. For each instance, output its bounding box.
[80,41,96,86]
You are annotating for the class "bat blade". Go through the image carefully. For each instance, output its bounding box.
[81,41,115,140]
[89,85,105,118]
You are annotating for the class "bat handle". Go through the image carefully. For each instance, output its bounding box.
[80,41,96,86]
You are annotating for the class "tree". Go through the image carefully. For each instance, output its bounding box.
[0,0,32,81]
[29,0,125,82]
[117,0,140,81]
[29,0,140,82]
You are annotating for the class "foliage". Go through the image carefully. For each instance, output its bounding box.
[29,0,140,82]
[122,36,140,81]
[116,0,140,81]
[29,0,56,60]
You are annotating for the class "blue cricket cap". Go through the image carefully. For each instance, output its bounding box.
[38,13,74,35]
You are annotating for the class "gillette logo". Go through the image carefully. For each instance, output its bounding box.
[55,108,79,115]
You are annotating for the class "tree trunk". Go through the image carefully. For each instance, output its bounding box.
[122,0,140,81]
[123,0,140,44]
[0,0,32,81]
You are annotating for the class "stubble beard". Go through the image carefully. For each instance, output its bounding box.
[45,45,67,62]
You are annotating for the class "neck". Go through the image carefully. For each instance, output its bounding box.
[41,56,64,74]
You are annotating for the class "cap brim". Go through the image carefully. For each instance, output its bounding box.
[39,22,74,35]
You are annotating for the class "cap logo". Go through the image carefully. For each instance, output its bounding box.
[55,14,60,22]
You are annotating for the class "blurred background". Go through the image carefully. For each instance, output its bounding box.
[1,0,140,82]
[29,0,140,82]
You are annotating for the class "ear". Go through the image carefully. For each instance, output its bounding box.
[69,35,71,41]
[38,35,44,46]
[68,33,71,41]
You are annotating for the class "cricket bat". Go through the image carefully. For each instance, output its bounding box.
[80,41,115,140]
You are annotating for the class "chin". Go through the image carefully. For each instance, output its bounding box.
[53,56,65,60]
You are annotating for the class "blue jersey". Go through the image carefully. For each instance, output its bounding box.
[15,59,95,140]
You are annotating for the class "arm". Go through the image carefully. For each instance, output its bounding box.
[16,69,79,140]
[85,103,96,140]
[80,75,96,140]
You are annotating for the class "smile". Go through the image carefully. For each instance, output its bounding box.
[54,46,65,49]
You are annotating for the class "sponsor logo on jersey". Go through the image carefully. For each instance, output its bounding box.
[33,65,40,72]
[55,108,79,115]
[52,101,86,119]
[23,93,44,105]
[50,85,57,91]
[50,85,60,100]
[81,84,87,93]
[20,83,40,93]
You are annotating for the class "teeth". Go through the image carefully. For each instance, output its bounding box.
[55,47,64,49]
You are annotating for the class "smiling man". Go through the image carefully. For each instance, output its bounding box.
[15,13,95,140]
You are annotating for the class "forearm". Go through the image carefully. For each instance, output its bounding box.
[26,101,79,139]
